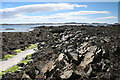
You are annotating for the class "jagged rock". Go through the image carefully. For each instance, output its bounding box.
[69,52,78,61]
[41,61,55,74]
[35,70,39,75]
[22,73,31,79]
[103,37,110,43]
[62,35,69,41]
[90,36,97,40]
[41,42,46,45]
[77,42,90,54]
[67,45,74,49]
[86,64,92,75]
[60,70,73,79]
[80,46,97,68]
[58,53,64,61]
[67,49,74,52]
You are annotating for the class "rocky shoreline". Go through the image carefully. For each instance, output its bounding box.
[2,29,40,58]
[2,25,120,80]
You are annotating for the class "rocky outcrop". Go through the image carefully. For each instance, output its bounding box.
[2,25,120,80]
[5,28,15,30]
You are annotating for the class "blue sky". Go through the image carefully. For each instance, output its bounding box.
[1,0,120,2]
[0,2,118,23]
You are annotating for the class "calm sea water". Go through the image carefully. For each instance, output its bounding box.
[1,24,62,32]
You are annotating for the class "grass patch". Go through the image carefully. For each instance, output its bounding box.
[18,59,31,64]
[0,71,2,78]
[0,54,32,77]
[0,65,19,77]
[26,54,32,59]
[18,54,32,64]
[25,46,28,50]
[53,33,58,38]
[4,65,19,73]
[26,44,37,49]
[14,49,22,53]
[2,49,22,60]
[4,54,15,60]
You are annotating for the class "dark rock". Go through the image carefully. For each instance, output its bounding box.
[50,28,65,33]
[2,25,120,80]
[5,28,15,30]
[18,63,25,67]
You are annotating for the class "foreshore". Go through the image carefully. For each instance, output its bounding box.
[2,25,120,80]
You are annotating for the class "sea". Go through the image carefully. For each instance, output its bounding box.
[0,23,110,32]
[1,24,62,32]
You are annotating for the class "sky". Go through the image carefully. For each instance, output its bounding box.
[0,2,118,24]
[1,0,120,2]
[118,2,120,23]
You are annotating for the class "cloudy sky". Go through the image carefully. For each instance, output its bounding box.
[0,2,118,23]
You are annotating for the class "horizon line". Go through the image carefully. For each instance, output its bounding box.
[0,22,118,25]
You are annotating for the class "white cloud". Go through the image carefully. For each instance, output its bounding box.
[2,10,110,22]
[2,10,111,23]
[96,16,117,19]
[48,11,110,20]
[0,3,87,18]
[54,11,110,16]
[2,14,87,23]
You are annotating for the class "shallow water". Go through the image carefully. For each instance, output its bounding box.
[1,25,47,32]
[1,24,63,32]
